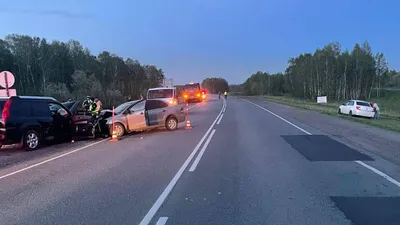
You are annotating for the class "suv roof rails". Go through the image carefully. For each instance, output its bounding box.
[0,96,57,101]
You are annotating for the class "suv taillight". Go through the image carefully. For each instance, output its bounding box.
[2,99,11,122]
[356,106,361,110]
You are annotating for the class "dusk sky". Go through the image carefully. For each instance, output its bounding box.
[1,0,399,84]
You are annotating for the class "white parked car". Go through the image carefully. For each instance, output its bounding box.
[338,100,375,118]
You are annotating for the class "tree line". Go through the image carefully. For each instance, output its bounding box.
[201,77,229,94]
[0,34,165,107]
[238,41,400,101]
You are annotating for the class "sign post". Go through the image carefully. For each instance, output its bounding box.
[5,72,9,97]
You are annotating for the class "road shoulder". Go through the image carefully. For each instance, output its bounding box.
[241,96,400,166]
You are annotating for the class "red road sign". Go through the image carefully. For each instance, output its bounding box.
[0,71,15,89]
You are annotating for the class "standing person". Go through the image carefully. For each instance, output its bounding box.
[370,101,380,119]
[88,97,103,137]
[92,97,103,116]
[224,91,228,99]
[82,96,92,111]
[218,92,221,99]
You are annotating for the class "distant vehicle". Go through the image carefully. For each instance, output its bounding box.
[0,96,77,151]
[338,100,375,118]
[182,82,207,103]
[105,99,185,138]
[147,87,178,105]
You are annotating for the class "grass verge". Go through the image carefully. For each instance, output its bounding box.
[249,95,400,133]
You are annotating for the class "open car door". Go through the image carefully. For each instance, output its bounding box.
[62,101,80,114]
[145,100,169,126]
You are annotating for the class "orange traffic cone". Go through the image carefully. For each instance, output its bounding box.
[185,120,192,129]
[110,106,119,142]
[110,129,118,142]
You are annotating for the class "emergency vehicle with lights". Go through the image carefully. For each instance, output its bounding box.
[182,83,207,103]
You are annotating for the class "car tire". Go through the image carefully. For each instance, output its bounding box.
[166,116,178,131]
[110,123,125,138]
[23,130,40,151]
[349,110,353,117]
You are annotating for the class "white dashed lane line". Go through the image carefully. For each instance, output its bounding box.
[155,217,168,225]
[138,100,225,225]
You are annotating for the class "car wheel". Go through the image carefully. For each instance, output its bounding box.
[349,110,353,117]
[110,123,125,138]
[166,116,178,131]
[23,130,40,151]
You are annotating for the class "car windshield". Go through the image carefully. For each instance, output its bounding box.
[184,84,200,92]
[147,89,174,99]
[114,101,136,114]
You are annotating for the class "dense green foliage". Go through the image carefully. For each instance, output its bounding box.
[201,78,229,94]
[0,34,165,107]
[238,41,400,101]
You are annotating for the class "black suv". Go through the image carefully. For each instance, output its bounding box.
[0,96,79,151]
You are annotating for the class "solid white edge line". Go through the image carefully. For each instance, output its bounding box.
[241,98,312,135]
[155,217,168,225]
[188,129,217,172]
[242,98,400,189]
[138,102,224,225]
[0,138,109,181]
[355,161,400,188]
[216,113,224,125]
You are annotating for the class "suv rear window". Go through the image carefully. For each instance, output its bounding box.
[356,101,371,107]
[11,101,32,117]
[32,102,52,117]
[184,83,200,92]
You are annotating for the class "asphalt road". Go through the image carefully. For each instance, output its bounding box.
[0,95,400,225]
